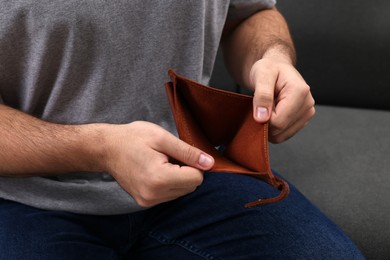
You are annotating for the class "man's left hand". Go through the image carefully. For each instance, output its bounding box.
[249,54,315,143]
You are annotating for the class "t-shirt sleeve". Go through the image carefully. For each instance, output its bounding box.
[227,0,276,19]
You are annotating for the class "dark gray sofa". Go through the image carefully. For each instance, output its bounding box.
[210,1,390,259]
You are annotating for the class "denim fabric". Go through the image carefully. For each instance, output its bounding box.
[0,172,364,259]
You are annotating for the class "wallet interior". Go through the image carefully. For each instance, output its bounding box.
[165,69,290,207]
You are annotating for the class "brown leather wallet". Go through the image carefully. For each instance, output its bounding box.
[165,69,289,207]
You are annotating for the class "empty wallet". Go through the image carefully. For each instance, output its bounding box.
[165,69,289,207]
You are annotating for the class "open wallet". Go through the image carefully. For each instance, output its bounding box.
[165,69,290,208]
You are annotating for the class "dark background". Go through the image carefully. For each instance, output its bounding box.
[277,0,390,110]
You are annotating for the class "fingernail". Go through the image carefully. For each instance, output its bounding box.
[256,107,269,121]
[198,154,213,168]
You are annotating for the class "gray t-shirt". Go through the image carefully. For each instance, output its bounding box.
[0,0,275,215]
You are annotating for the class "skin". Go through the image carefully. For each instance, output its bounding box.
[0,7,314,207]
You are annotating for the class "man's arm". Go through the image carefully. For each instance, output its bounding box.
[221,7,315,143]
[222,7,295,87]
[0,104,214,207]
[0,104,104,176]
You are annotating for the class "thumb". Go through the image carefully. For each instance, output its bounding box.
[158,133,215,171]
[250,62,277,123]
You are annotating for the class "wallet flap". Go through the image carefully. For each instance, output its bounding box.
[224,111,270,174]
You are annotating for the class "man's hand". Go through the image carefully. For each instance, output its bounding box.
[250,49,315,144]
[103,121,215,208]
[221,7,315,144]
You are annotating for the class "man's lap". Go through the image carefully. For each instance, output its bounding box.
[134,172,363,259]
[0,171,364,259]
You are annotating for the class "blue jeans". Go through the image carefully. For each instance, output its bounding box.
[0,172,364,259]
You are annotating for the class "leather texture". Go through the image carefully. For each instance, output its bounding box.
[165,70,289,207]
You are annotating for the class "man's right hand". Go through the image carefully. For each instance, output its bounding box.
[102,121,215,208]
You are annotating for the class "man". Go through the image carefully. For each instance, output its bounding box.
[0,0,362,258]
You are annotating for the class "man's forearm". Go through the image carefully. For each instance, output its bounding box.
[0,104,105,176]
[222,7,295,89]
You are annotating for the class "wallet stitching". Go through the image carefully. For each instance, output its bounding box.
[263,126,270,170]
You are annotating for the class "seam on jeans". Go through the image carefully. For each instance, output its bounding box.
[148,231,219,260]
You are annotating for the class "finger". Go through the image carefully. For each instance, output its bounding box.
[250,62,278,123]
[270,106,315,144]
[162,163,204,188]
[135,159,203,207]
[155,132,215,170]
[270,84,314,135]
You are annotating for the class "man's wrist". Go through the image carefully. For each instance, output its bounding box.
[77,123,111,173]
[262,40,296,65]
